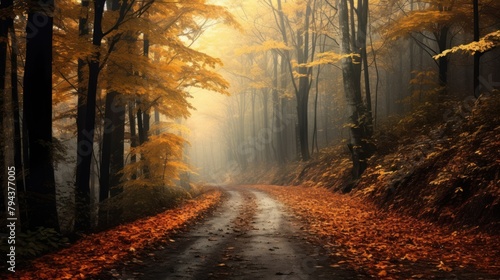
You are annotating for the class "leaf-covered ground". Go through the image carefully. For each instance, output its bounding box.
[6,190,221,280]
[252,185,500,279]
[237,94,500,234]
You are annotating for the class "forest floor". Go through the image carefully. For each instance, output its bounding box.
[252,185,500,279]
[5,185,500,279]
[237,93,500,234]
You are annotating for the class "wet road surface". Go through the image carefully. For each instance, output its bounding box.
[102,186,364,279]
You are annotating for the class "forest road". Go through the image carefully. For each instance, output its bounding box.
[102,185,365,280]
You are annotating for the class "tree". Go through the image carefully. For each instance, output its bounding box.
[270,0,316,161]
[47,0,232,230]
[0,0,10,214]
[473,0,480,96]
[23,0,59,230]
[99,0,128,206]
[338,0,374,181]
[382,0,499,91]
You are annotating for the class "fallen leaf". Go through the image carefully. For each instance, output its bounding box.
[437,261,453,272]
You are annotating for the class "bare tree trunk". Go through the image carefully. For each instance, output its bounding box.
[251,88,257,163]
[75,0,89,231]
[128,102,137,179]
[279,56,288,161]
[360,0,373,136]
[75,0,106,231]
[272,53,284,163]
[473,0,481,97]
[23,0,59,230]
[295,2,312,161]
[0,0,9,214]
[9,22,26,229]
[262,89,270,163]
[99,91,125,203]
[154,109,160,135]
[9,18,25,221]
[99,0,128,207]
[437,26,449,89]
[339,0,369,181]
[312,64,321,155]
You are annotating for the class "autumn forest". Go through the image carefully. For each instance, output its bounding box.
[0,0,499,279]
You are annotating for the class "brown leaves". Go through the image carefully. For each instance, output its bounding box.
[10,191,222,280]
[253,185,500,278]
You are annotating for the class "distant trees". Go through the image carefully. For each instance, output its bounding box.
[218,0,374,178]
[214,0,499,185]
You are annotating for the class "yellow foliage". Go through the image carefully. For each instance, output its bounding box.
[434,30,500,59]
[122,133,189,188]
[384,10,455,39]
[301,52,360,67]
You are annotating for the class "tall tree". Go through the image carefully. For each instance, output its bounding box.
[270,0,316,161]
[74,0,153,230]
[23,0,59,230]
[75,0,106,231]
[75,0,90,230]
[339,0,374,181]
[0,0,10,213]
[472,0,480,97]
[99,0,127,205]
[9,10,23,218]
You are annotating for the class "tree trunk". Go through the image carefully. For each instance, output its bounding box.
[296,2,312,161]
[437,26,449,88]
[154,109,160,135]
[75,0,89,230]
[339,0,368,181]
[262,89,270,163]
[23,0,59,230]
[251,88,257,163]
[129,102,137,163]
[75,0,106,232]
[279,57,289,160]
[272,53,284,163]
[473,0,481,97]
[109,100,125,197]
[0,0,9,214]
[99,0,128,204]
[99,90,125,202]
[9,21,26,228]
[359,0,373,137]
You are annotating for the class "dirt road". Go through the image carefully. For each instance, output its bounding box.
[102,186,364,279]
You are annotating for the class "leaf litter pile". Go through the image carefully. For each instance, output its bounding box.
[253,185,500,279]
[9,191,222,280]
